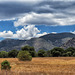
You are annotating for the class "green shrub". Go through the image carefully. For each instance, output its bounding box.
[52,51,61,57]
[17,51,32,61]
[66,52,72,56]
[65,47,75,55]
[50,47,64,57]
[1,60,11,70]
[0,51,8,58]
[8,49,19,58]
[21,45,36,57]
[63,53,69,57]
[73,52,75,56]
[38,49,46,57]
[47,50,52,57]
[30,51,36,57]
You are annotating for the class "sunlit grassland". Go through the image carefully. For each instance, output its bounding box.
[0,57,75,75]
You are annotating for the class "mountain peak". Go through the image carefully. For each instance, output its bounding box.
[0,32,75,51]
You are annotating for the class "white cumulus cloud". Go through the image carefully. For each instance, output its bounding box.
[51,32,57,34]
[70,31,75,34]
[0,25,48,40]
[14,12,75,27]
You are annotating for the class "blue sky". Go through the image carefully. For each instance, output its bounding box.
[0,0,75,40]
[36,25,75,33]
[1,21,75,34]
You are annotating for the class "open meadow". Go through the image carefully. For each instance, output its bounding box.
[0,57,75,75]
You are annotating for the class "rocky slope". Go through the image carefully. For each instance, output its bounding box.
[61,38,75,49]
[0,32,75,51]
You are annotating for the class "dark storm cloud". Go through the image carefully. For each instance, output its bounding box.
[0,2,35,19]
[0,0,72,19]
[0,0,75,26]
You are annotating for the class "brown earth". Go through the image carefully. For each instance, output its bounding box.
[0,57,75,75]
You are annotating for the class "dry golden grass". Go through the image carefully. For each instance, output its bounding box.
[0,57,75,75]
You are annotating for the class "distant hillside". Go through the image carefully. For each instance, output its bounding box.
[0,39,26,51]
[0,32,75,51]
[40,32,75,47]
[61,38,75,49]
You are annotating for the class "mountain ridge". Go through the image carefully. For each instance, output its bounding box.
[61,38,75,49]
[0,32,75,51]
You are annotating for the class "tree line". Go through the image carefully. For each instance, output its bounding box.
[1,46,75,75]
[0,46,75,58]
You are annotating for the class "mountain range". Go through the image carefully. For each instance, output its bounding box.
[0,32,75,52]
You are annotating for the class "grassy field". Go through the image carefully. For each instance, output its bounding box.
[0,57,75,75]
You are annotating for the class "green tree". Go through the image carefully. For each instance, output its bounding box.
[65,47,75,56]
[21,45,36,57]
[73,52,75,56]
[38,49,46,57]
[52,51,61,57]
[47,50,52,57]
[50,47,64,57]
[0,52,2,58]
[0,51,8,58]
[17,51,32,61]
[30,51,36,57]
[1,60,11,75]
[8,50,19,58]
[29,46,35,51]
[22,45,30,51]
[63,53,69,57]
[66,52,72,56]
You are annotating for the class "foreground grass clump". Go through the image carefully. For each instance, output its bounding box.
[0,57,75,75]
[1,60,11,75]
[17,51,32,61]
[1,60,11,70]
